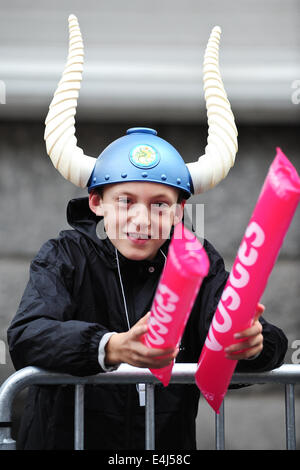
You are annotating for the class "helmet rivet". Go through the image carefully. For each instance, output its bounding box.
[187,182,190,188]
[93,177,97,183]
[121,172,127,178]
[161,174,167,181]
[142,172,148,178]
[177,178,181,184]
[105,174,110,181]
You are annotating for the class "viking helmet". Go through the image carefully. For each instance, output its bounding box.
[44,15,238,197]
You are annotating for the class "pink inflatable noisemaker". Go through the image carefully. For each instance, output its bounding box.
[196,148,300,413]
[143,222,210,386]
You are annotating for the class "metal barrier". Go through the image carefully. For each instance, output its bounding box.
[0,363,299,450]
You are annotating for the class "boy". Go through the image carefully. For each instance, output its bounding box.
[7,16,287,449]
[7,175,287,450]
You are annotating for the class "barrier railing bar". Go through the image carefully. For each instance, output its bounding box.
[285,383,296,450]
[74,384,84,451]
[0,364,299,451]
[215,400,225,450]
[145,384,155,450]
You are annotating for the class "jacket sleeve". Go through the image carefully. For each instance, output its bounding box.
[197,239,288,373]
[7,239,111,376]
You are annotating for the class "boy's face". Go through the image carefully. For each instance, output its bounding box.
[89,181,184,261]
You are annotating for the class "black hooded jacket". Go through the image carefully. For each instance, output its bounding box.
[7,198,288,450]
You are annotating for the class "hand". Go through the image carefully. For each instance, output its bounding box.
[225,303,265,360]
[105,312,179,368]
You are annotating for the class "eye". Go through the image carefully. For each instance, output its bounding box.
[117,196,131,205]
[152,202,170,210]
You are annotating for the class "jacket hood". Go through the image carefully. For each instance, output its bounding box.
[66,197,170,269]
[67,197,101,245]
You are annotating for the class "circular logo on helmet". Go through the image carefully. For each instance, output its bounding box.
[129,144,160,169]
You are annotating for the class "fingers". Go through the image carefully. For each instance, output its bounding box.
[225,319,263,360]
[254,303,265,322]
[134,312,151,329]
[225,336,263,360]
[128,343,179,369]
[115,312,181,369]
[232,303,264,341]
[257,303,265,313]
[136,312,151,325]
[124,314,179,368]
[130,312,151,339]
[131,323,148,339]
[234,318,263,341]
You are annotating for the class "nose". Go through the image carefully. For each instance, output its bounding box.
[129,203,151,231]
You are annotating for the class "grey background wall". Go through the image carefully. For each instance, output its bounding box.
[0,0,299,450]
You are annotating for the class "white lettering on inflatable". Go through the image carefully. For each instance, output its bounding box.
[238,241,258,266]
[221,286,241,310]
[147,317,169,346]
[205,324,223,351]
[238,221,265,266]
[229,263,250,288]
[146,283,179,347]
[205,220,265,352]
[212,301,232,333]
[156,284,179,312]
[246,221,265,247]
[154,304,173,323]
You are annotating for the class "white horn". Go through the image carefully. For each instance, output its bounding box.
[187,26,238,194]
[44,14,96,188]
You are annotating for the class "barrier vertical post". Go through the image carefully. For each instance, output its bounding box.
[145,383,155,450]
[285,384,296,450]
[74,384,85,450]
[215,400,225,450]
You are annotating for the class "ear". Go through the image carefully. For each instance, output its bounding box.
[173,200,186,225]
[89,191,104,216]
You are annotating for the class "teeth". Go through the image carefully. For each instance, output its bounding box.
[128,233,149,239]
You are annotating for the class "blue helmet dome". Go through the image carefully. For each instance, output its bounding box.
[88,127,193,199]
